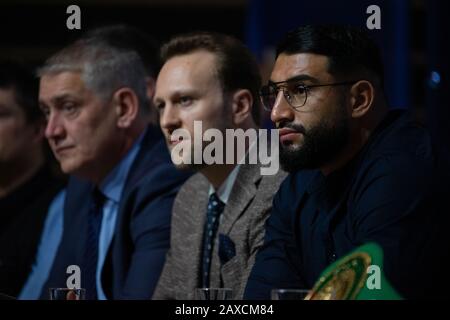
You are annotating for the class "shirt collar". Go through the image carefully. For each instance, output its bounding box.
[98,129,146,203]
[206,130,262,204]
[208,164,241,205]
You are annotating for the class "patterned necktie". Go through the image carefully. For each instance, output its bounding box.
[201,193,225,288]
[84,188,105,300]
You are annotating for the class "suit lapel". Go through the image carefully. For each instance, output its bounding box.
[113,125,164,237]
[104,125,165,296]
[185,165,261,293]
[121,125,164,198]
[220,164,261,235]
[184,175,210,290]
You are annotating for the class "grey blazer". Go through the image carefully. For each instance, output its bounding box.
[153,163,287,299]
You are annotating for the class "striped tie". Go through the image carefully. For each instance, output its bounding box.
[201,193,225,288]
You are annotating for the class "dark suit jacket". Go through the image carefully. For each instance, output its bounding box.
[245,110,450,299]
[0,165,64,297]
[153,163,287,300]
[41,125,191,299]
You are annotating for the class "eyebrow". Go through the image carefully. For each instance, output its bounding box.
[39,93,80,112]
[153,96,164,104]
[155,88,199,101]
[268,74,318,86]
[39,93,77,107]
[52,93,78,104]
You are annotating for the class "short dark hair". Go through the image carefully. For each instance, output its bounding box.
[83,24,161,78]
[276,25,384,86]
[161,31,262,125]
[0,60,41,123]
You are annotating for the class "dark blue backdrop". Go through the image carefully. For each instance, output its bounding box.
[245,0,450,149]
[245,0,410,109]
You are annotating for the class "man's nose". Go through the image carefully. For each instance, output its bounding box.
[270,90,295,124]
[45,113,65,140]
[160,104,181,133]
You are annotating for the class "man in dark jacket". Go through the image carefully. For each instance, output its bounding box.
[245,25,450,300]
[38,31,190,299]
[0,60,64,297]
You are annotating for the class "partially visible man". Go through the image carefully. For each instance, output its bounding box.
[37,34,190,299]
[152,32,287,300]
[0,60,64,297]
[245,25,450,299]
[19,25,167,300]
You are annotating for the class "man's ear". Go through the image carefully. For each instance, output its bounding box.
[231,89,253,126]
[349,80,375,118]
[113,87,139,128]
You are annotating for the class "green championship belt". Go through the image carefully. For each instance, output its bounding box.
[305,243,402,300]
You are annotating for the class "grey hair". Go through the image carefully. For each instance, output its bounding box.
[37,38,149,113]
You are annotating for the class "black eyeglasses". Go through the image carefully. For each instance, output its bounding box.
[259,80,359,111]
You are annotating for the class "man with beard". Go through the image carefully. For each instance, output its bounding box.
[244,25,450,299]
[152,32,286,299]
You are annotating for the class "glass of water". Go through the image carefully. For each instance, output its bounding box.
[271,288,311,300]
[49,288,86,300]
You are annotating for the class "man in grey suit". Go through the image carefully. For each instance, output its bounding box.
[152,32,286,299]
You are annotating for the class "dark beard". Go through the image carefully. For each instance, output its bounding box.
[279,112,349,173]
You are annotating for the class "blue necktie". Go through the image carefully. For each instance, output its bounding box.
[84,188,105,300]
[201,193,225,288]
